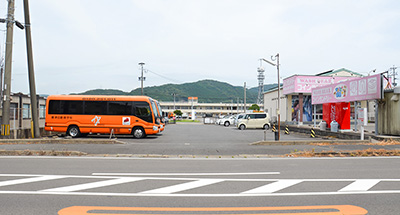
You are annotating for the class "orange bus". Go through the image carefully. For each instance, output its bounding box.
[153,99,165,132]
[45,95,161,138]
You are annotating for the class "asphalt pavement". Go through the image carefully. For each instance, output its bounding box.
[0,122,399,157]
[1,156,400,214]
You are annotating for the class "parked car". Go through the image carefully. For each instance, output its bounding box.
[234,113,246,126]
[237,113,270,130]
[220,115,236,127]
[215,115,226,125]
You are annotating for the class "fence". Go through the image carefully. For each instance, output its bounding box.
[1,107,46,139]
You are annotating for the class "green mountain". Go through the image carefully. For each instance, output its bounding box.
[74,80,277,103]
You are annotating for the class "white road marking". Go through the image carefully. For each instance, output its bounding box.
[141,179,224,194]
[339,179,381,192]
[0,175,65,187]
[2,190,400,197]
[41,177,143,192]
[92,172,280,176]
[242,180,302,194]
[0,174,399,197]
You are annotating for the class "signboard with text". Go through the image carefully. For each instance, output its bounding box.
[283,75,359,95]
[311,74,382,105]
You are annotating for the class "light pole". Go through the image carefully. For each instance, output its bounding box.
[261,54,280,140]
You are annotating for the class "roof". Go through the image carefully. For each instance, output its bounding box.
[315,68,363,77]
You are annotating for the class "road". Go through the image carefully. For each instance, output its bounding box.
[1,156,400,214]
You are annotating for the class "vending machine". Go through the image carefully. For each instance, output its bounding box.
[322,103,335,128]
[335,102,351,130]
[322,102,351,130]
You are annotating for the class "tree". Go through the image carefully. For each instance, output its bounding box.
[174,109,183,116]
[249,104,260,111]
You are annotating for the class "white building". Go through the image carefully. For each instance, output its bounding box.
[159,100,258,117]
[263,68,374,124]
[263,86,287,122]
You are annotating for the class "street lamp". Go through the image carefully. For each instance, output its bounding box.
[368,69,376,76]
[261,54,280,140]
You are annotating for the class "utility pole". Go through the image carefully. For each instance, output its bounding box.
[276,54,281,141]
[1,0,16,137]
[138,62,145,95]
[23,0,40,138]
[237,97,239,113]
[172,93,176,110]
[244,82,246,112]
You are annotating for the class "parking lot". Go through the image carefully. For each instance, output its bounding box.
[3,122,398,157]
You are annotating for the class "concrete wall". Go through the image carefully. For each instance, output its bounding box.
[378,91,400,135]
[263,88,287,122]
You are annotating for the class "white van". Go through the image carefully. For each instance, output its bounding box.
[237,113,270,130]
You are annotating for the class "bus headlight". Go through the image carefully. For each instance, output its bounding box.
[153,126,158,131]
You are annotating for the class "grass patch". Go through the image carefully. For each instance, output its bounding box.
[286,148,400,157]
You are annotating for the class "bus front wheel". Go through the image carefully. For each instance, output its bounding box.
[67,125,81,138]
[132,127,146,139]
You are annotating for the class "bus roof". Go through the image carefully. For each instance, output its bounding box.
[47,95,153,102]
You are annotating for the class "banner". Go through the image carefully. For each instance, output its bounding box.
[311,74,382,105]
[283,75,358,95]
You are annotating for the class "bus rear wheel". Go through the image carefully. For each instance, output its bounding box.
[132,127,146,139]
[67,125,81,138]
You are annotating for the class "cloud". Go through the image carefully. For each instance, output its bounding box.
[0,0,398,95]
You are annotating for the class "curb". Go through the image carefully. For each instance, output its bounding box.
[280,124,400,142]
[251,139,371,146]
[0,138,123,145]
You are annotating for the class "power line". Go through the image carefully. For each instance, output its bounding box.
[145,69,182,84]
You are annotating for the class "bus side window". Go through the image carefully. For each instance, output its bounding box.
[108,101,134,115]
[134,101,152,123]
[84,101,107,115]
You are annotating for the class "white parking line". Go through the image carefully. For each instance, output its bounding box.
[242,180,303,194]
[339,179,381,192]
[141,179,224,194]
[41,177,143,192]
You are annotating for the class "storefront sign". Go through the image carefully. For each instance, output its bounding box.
[283,75,358,95]
[311,74,382,104]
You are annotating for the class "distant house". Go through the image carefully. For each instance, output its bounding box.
[0,92,46,138]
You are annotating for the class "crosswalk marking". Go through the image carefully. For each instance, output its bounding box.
[339,179,381,192]
[141,179,224,194]
[242,180,302,194]
[0,175,65,187]
[0,174,399,197]
[41,177,143,192]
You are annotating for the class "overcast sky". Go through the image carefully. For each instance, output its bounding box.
[0,0,399,95]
